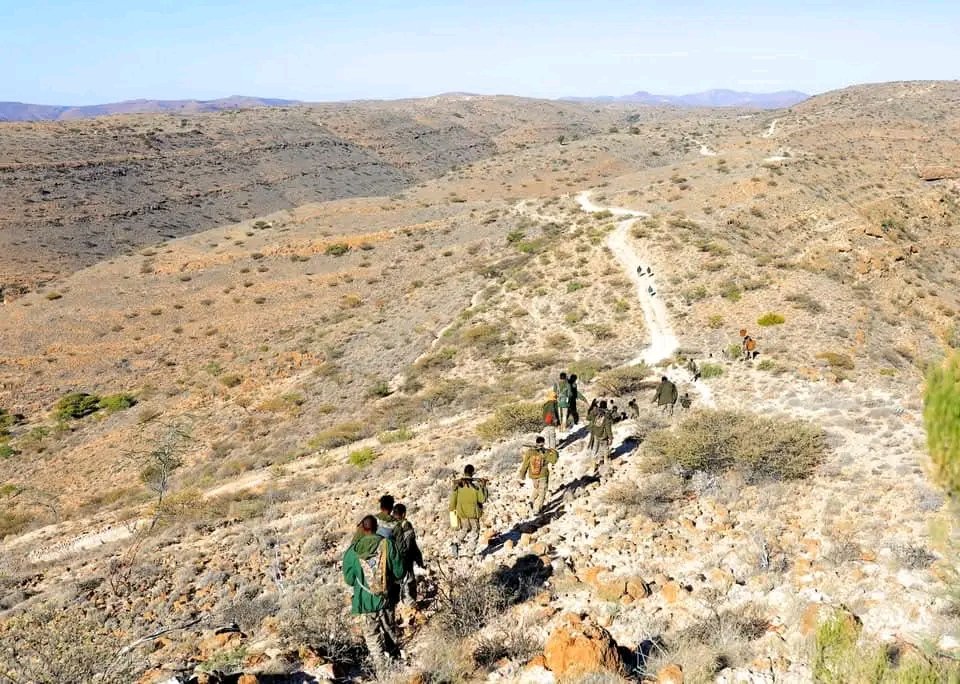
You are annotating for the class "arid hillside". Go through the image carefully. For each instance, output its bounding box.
[1,82,959,683]
[0,96,626,295]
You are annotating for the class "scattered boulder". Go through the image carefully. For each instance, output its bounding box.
[657,663,684,683]
[543,612,623,678]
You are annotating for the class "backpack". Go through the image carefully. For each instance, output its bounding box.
[592,411,608,434]
[360,540,386,597]
[529,448,546,478]
[746,338,757,352]
[556,381,572,406]
[545,412,555,425]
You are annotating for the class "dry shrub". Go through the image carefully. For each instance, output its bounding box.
[278,586,365,667]
[644,410,825,481]
[603,473,683,522]
[0,603,140,683]
[308,421,365,450]
[476,402,542,441]
[435,572,510,638]
[473,627,541,670]
[644,606,769,683]
[595,364,652,395]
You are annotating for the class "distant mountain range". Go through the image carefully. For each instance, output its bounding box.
[562,89,809,109]
[0,89,809,122]
[0,96,298,121]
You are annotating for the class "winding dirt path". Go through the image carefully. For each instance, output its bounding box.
[575,191,714,406]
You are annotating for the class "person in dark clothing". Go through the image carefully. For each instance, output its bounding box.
[391,503,423,605]
[568,374,587,427]
[653,376,679,415]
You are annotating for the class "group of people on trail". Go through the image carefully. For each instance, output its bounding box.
[343,366,702,674]
[343,495,424,674]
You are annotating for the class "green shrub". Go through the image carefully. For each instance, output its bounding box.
[817,352,855,370]
[0,409,23,438]
[721,283,742,302]
[348,446,378,468]
[476,402,542,441]
[309,422,364,450]
[595,364,651,395]
[566,281,586,293]
[699,363,724,379]
[44,291,63,301]
[645,410,825,480]
[566,358,606,383]
[54,392,102,420]
[325,242,351,256]
[684,285,709,303]
[926,353,960,496]
[220,373,243,388]
[98,393,137,413]
[708,314,724,329]
[813,608,960,683]
[757,359,776,371]
[0,443,17,459]
[757,312,785,326]
[378,427,415,444]
[725,343,743,360]
[367,380,392,398]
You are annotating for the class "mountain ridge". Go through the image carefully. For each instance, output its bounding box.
[562,88,810,108]
[0,95,299,121]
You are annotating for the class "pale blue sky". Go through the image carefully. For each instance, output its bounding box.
[1,0,957,104]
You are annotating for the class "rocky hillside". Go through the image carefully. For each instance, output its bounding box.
[1,81,959,683]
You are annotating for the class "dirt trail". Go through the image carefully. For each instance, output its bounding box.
[761,118,780,138]
[575,191,714,407]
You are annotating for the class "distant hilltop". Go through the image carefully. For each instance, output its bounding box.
[562,88,810,109]
[0,88,811,122]
[0,96,299,121]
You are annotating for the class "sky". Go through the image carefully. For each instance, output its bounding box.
[1,0,958,105]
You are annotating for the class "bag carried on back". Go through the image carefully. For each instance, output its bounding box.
[360,541,386,597]
[529,448,546,477]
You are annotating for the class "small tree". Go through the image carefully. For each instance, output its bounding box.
[925,352,960,495]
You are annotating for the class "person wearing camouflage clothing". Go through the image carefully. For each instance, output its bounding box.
[589,399,614,469]
[518,436,559,515]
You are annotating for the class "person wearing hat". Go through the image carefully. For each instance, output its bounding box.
[542,390,560,450]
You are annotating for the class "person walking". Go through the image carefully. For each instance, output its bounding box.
[542,391,559,450]
[518,436,559,515]
[589,400,614,471]
[391,503,423,606]
[375,495,398,538]
[448,465,489,558]
[554,372,573,434]
[568,373,587,427]
[342,515,404,676]
[653,376,679,415]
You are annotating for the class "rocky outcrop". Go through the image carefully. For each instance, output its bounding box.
[543,612,623,678]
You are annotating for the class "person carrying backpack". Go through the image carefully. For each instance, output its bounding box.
[589,400,614,470]
[542,391,559,450]
[554,372,573,434]
[653,376,679,415]
[391,503,424,606]
[342,515,404,675]
[449,465,489,558]
[518,436,559,515]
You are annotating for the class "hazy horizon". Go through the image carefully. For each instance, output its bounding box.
[2,0,958,106]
